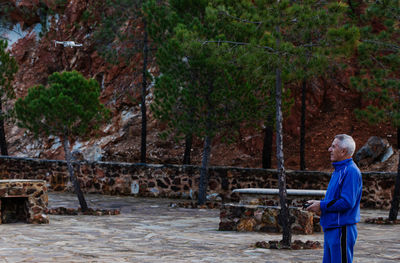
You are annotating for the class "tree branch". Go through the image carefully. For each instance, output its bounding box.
[218,11,262,25]
[362,39,400,51]
[201,40,276,52]
[302,43,321,48]
[370,55,387,70]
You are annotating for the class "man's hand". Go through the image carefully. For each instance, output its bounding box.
[306,200,321,214]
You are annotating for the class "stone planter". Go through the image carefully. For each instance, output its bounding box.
[0,180,49,224]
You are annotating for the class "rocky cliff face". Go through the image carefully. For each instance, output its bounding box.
[2,0,397,171]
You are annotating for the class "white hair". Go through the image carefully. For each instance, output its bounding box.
[335,134,356,157]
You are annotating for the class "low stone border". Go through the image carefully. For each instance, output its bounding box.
[365,217,400,224]
[169,201,222,209]
[255,240,322,250]
[46,207,120,216]
[219,204,321,234]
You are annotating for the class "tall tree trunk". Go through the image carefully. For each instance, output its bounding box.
[0,100,8,155]
[262,116,273,169]
[140,14,149,163]
[300,79,306,170]
[62,135,88,211]
[275,25,291,247]
[276,66,291,247]
[183,133,192,165]
[197,81,214,205]
[388,127,400,220]
[198,135,212,205]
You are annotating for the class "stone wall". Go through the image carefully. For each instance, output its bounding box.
[0,156,396,209]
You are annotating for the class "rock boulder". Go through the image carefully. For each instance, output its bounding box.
[354,136,393,167]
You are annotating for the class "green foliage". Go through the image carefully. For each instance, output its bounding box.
[15,71,110,139]
[145,0,357,139]
[94,0,145,64]
[145,0,264,141]
[80,10,93,23]
[0,40,18,100]
[207,0,355,120]
[351,0,400,127]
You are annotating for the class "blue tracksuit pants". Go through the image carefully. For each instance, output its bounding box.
[323,224,357,263]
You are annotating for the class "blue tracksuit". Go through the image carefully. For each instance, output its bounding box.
[320,158,362,263]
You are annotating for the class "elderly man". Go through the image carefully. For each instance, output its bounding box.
[307,134,362,263]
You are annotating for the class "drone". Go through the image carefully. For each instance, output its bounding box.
[54,40,83,48]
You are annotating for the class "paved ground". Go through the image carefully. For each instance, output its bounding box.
[0,192,399,263]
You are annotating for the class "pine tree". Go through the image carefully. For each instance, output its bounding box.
[206,0,357,247]
[351,0,400,220]
[147,0,357,245]
[0,39,18,155]
[145,0,263,205]
[15,71,110,211]
[144,0,212,166]
[94,0,152,163]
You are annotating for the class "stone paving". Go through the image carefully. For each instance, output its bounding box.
[0,192,399,263]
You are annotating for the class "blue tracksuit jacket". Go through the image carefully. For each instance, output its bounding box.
[320,158,362,230]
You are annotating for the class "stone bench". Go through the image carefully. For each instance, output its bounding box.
[219,188,326,234]
[232,188,326,207]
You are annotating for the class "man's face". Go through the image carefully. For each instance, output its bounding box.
[328,138,346,162]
